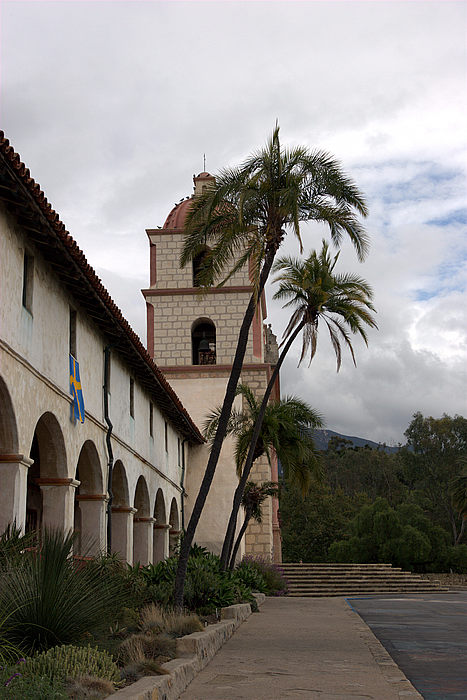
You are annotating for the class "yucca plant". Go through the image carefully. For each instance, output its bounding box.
[0,528,127,653]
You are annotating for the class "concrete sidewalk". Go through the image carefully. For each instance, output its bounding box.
[178,597,422,699]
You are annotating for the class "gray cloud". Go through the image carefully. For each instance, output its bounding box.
[2,0,466,443]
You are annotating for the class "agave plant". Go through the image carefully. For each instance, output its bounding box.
[0,528,127,654]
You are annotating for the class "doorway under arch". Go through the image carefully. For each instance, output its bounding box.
[110,460,132,561]
[153,488,168,562]
[74,440,105,556]
[26,412,69,535]
[133,475,152,565]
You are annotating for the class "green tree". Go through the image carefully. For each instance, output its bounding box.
[220,241,376,568]
[280,483,369,562]
[174,126,369,605]
[229,481,279,569]
[449,458,467,544]
[402,412,467,544]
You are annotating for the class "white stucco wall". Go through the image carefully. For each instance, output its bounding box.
[0,202,189,560]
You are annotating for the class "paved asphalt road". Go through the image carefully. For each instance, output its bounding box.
[348,593,467,700]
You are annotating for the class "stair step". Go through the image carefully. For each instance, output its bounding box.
[281,562,450,597]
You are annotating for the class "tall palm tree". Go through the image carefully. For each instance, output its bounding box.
[174,125,368,607]
[229,481,279,570]
[220,241,377,568]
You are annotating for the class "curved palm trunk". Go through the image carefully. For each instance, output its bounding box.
[174,248,277,609]
[229,510,252,570]
[220,318,306,570]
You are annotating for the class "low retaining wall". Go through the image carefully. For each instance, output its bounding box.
[107,594,265,700]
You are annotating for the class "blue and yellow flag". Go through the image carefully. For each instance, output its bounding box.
[69,355,85,423]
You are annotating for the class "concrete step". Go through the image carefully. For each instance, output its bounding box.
[288,588,450,597]
[282,562,449,597]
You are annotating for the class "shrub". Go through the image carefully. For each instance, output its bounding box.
[0,529,127,654]
[0,665,66,699]
[66,675,116,699]
[140,605,203,638]
[21,644,120,684]
[232,562,267,593]
[140,547,256,613]
[237,556,288,595]
[117,633,176,666]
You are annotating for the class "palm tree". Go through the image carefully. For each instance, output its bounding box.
[220,241,377,568]
[229,481,279,570]
[203,384,323,492]
[174,125,368,607]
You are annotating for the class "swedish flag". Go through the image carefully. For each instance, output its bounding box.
[69,354,85,423]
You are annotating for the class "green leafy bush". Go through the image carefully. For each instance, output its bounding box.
[140,546,256,612]
[231,562,267,593]
[237,556,288,595]
[21,644,120,684]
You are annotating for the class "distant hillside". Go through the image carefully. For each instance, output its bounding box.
[311,429,401,454]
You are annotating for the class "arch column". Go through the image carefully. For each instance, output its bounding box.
[0,453,33,533]
[111,505,136,563]
[133,517,155,566]
[76,494,108,556]
[37,478,79,533]
[169,528,181,557]
[153,523,170,562]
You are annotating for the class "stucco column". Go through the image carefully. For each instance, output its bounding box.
[153,523,170,562]
[133,517,155,566]
[0,453,33,533]
[76,494,108,556]
[111,506,136,564]
[37,478,79,533]
[169,528,181,557]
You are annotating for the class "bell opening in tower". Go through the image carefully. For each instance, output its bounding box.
[192,320,216,365]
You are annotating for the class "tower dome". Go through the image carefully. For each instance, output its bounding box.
[162,172,216,229]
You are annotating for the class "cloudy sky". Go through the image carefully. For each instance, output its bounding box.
[2,0,466,444]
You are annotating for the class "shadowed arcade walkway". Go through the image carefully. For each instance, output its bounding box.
[179,597,421,699]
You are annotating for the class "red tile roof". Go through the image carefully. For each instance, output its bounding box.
[0,132,204,444]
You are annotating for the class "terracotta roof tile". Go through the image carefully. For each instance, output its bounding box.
[0,131,203,444]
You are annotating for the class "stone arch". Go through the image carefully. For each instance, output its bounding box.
[74,440,105,556]
[110,460,132,562]
[169,497,181,556]
[26,412,69,534]
[112,460,129,507]
[191,317,216,365]
[192,246,211,287]
[153,488,168,563]
[0,375,24,533]
[133,475,152,565]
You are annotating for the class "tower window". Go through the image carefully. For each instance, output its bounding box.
[192,319,216,365]
[69,309,77,358]
[149,401,153,437]
[192,247,211,287]
[129,378,135,418]
[22,250,34,312]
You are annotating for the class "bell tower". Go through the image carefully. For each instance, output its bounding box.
[142,172,281,561]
